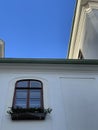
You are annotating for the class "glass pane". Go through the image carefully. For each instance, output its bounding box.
[30,81,42,88]
[30,90,41,98]
[15,99,27,108]
[16,90,27,98]
[29,99,41,108]
[16,81,28,88]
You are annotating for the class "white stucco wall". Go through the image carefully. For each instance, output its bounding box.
[0,63,98,130]
[82,9,98,59]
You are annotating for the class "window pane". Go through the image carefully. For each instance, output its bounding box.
[15,99,27,108]
[30,90,41,98]
[29,99,41,108]
[16,90,27,98]
[30,81,41,88]
[16,81,28,88]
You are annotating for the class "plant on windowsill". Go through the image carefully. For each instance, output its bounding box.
[7,107,52,120]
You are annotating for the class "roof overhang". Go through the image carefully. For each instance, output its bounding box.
[1,58,98,65]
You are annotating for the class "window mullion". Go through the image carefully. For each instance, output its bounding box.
[41,88,43,108]
[27,81,30,108]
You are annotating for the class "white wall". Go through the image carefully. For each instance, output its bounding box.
[0,63,98,130]
[60,77,98,130]
[82,10,98,59]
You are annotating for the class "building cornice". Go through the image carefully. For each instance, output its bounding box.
[1,58,98,65]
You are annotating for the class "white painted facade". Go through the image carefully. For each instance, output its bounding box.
[0,62,98,130]
[68,0,98,59]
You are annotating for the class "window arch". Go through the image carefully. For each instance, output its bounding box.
[13,79,43,109]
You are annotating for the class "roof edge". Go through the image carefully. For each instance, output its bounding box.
[67,0,79,58]
[0,58,98,65]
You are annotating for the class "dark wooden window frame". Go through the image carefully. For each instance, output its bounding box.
[13,79,44,109]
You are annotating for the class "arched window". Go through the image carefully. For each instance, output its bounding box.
[13,80,43,109]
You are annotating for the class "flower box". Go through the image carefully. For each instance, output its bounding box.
[7,107,52,120]
[11,112,46,120]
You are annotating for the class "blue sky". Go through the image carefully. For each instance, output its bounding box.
[0,0,76,58]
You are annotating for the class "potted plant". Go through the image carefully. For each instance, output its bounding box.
[7,107,52,120]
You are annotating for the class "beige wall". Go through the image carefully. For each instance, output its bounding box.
[0,40,4,58]
[68,1,98,59]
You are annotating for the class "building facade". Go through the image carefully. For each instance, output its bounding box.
[1,0,98,130]
[68,0,98,59]
[0,59,98,130]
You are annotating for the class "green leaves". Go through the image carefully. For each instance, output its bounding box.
[7,107,52,114]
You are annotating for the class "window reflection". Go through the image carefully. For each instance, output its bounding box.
[29,99,41,108]
[30,90,41,98]
[17,81,28,88]
[13,80,43,109]
[30,81,41,88]
[15,99,27,108]
[16,90,27,98]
